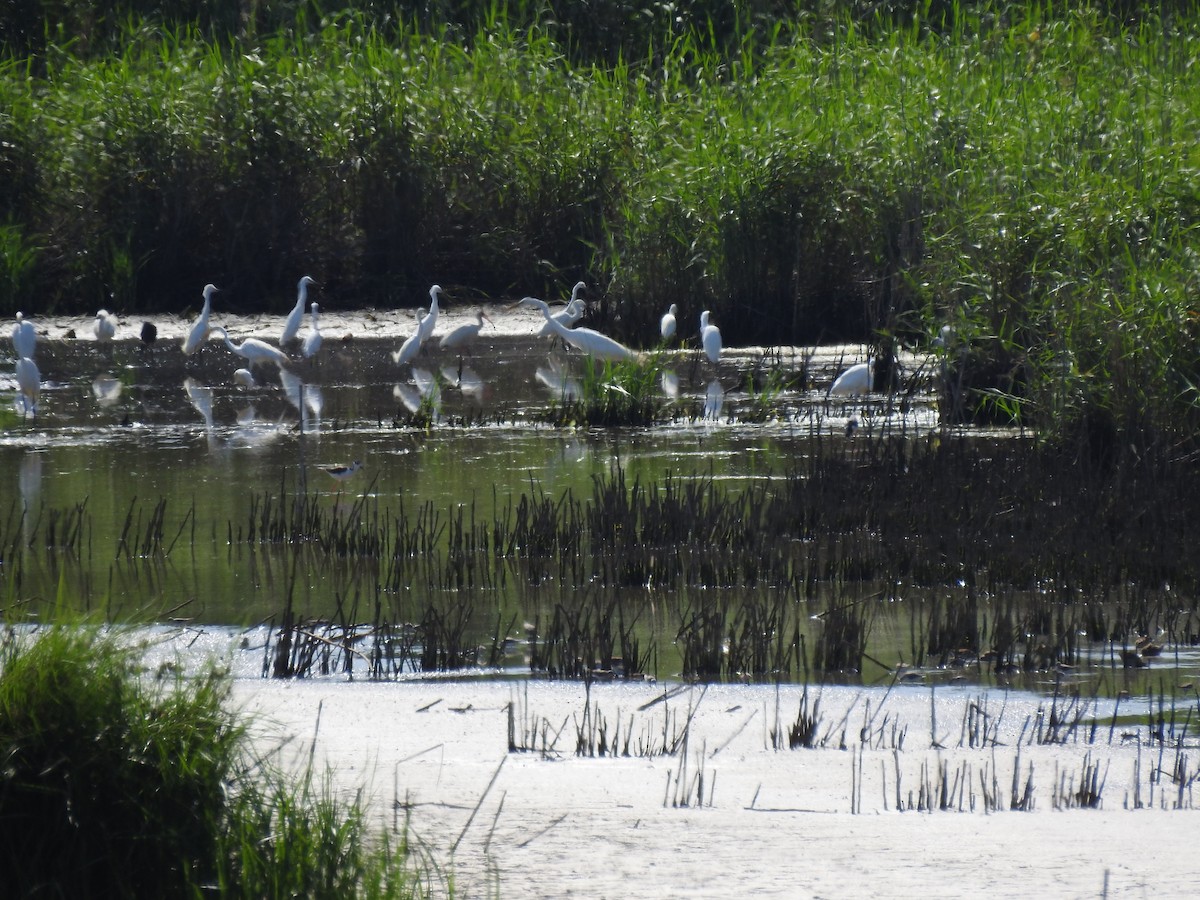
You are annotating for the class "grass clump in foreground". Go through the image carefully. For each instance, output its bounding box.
[0,625,426,899]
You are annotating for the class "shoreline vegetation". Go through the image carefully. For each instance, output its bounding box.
[0,624,430,898]
[2,1,1199,451]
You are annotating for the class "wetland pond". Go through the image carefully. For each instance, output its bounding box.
[4,305,1199,897]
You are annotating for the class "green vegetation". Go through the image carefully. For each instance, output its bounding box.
[2,2,1199,447]
[0,624,427,898]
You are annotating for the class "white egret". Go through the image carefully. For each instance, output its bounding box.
[519,297,640,362]
[282,275,317,345]
[210,326,289,369]
[93,309,117,342]
[660,304,678,341]
[321,460,363,482]
[301,302,322,359]
[417,284,442,344]
[12,313,36,359]
[15,356,40,419]
[829,360,874,396]
[699,310,722,364]
[439,309,492,352]
[233,368,256,387]
[535,297,586,338]
[391,310,426,366]
[183,284,219,355]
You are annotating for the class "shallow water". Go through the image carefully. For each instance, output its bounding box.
[3,308,1193,696]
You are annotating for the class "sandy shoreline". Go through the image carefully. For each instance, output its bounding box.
[234,677,1195,899]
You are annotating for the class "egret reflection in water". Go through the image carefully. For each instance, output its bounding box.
[441,364,487,402]
[661,369,680,400]
[19,450,42,510]
[535,358,582,401]
[704,379,725,420]
[278,368,322,432]
[183,378,214,430]
[92,373,122,407]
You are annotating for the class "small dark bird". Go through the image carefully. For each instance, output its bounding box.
[320,460,363,482]
[140,321,158,346]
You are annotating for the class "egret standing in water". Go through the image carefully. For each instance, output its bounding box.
[301,302,322,359]
[93,309,117,342]
[829,360,874,396]
[417,285,443,345]
[699,310,721,364]
[519,297,640,362]
[210,326,289,369]
[15,356,40,419]
[282,275,317,346]
[183,284,219,355]
[660,304,678,341]
[392,309,426,366]
[12,313,36,360]
[439,309,492,353]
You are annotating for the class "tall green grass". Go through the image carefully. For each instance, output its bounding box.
[0,624,427,898]
[3,3,1200,448]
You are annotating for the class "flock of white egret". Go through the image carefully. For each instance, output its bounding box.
[7,276,877,422]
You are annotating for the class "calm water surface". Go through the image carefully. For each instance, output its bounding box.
[6,309,1190,694]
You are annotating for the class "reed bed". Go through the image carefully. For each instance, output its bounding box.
[0,623,426,897]
[4,4,1200,450]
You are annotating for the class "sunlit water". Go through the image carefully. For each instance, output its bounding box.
[3,308,1191,696]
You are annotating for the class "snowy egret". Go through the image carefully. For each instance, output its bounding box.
[282,275,317,345]
[183,284,219,355]
[439,309,492,352]
[321,460,363,482]
[660,304,678,341]
[301,302,322,359]
[699,310,721,364]
[15,356,40,419]
[519,297,640,362]
[417,285,442,344]
[536,282,587,340]
[536,298,586,338]
[233,368,256,387]
[93,309,117,342]
[12,313,36,359]
[829,360,874,396]
[209,326,289,369]
[391,310,426,366]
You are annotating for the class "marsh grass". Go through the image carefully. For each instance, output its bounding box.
[0,623,425,897]
[5,5,1200,449]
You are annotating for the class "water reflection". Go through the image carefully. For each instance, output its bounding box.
[92,373,122,407]
[279,368,322,432]
[536,358,582,401]
[441,364,487,402]
[183,377,214,430]
[18,449,42,509]
[704,379,725,420]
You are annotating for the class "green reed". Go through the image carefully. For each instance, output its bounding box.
[4,5,1200,449]
[0,623,427,897]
